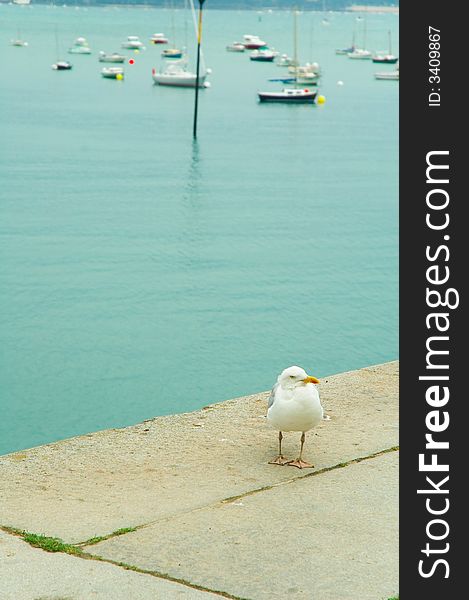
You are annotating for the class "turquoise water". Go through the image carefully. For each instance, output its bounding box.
[0,4,398,455]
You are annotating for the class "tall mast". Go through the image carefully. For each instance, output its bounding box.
[293,8,298,88]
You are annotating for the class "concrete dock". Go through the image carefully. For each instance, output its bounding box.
[0,361,399,600]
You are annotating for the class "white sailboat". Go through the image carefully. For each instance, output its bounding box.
[348,16,372,59]
[162,1,183,59]
[11,29,28,47]
[152,0,210,89]
[52,26,72,71]
[258,10,317,104]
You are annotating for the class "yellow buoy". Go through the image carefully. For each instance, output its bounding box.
[134,49,140,54]
[317,95,326,104]
[116,73,124,81]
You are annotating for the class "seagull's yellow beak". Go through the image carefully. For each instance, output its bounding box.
[302,375,320,384]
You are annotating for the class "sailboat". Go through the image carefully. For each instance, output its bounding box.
[372,31,398,64]
[348,16,371,59]
[152,0,210,88]
[336,31,356,55]
[162,1,183,59]
[258,10,317,104]
[321,0,330,26]
[11,28,28,47]
[52,26,72,70]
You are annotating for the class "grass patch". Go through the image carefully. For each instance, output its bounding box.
[81,527,138,547]
[21,532,84,555]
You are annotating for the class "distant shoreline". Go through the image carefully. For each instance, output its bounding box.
[4,1,399,13]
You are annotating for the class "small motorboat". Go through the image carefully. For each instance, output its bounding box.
[162,48,183,59]
[121,36,145,50]
[375,67,399,80]
[258,88,317,103]
[226,42,245,52]
[250,49,276,62]
[98,51,126,63]
[243,34,267,49]
[101,67,124,79]
[295,72,320,85]
[150,33,168,44]
[69,36,92,54]
[52,61,73,70]
[277,54,297,67]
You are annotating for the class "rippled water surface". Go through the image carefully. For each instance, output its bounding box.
[0,4,398,454]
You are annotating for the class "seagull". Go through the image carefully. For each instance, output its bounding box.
[267,366,323,469]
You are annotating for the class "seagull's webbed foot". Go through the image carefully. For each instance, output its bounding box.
[287,458,314,469]
[268,455,290,466]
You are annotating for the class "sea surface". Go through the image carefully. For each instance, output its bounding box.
[0,4,398,455]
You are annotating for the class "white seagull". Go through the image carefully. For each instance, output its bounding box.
[267,366,323,469]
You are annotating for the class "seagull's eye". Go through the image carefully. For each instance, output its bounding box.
[290,375,295,379]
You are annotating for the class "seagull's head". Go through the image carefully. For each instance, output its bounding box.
[278,366,320,389]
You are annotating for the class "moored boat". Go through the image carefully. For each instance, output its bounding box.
[101,66,124,79]
[122,36,145,50]
[277,54,298,67]
[151,61,210,88]
[243,34,267,49]
[372,54,398,64]
[162,48,183,59]
[250,49,276,62]
[52,61,73,71]
[150,33,168,44]
[258,88,317,103]
[372,31,398,64]
[375,66,399,80]
[98,51,126,63]
[11,39,28,47]
[348,48,372,59]
[226,42,245,52]
[69,37,92,54]
[336,45,355,55]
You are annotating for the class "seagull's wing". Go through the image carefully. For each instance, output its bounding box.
[267,382,279,410]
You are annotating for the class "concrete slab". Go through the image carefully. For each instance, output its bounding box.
[0,362,398,543]
[0,530,226,600]
[89,452,399,600]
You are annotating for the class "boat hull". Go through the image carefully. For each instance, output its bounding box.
[250,55,275,62]
[152,74,208,88]
[258,91,317,103]
[374,72,399,80]
[162,50,183,59]
[99,55,125,63]
[69,48,92,55]
[52,62,73,70]
[372,56,398,64]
